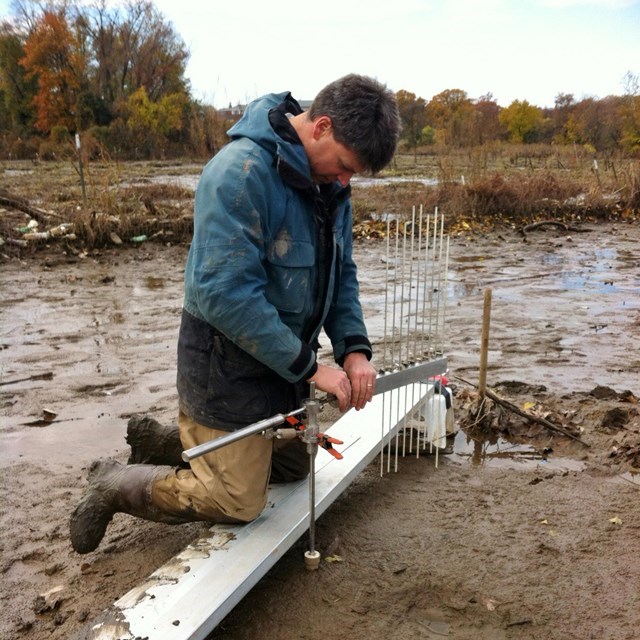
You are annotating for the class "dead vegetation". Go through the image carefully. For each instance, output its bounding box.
[0,147,638,257]
[351,145,639,236]
[0,159,200,256]
[454,380,640,473]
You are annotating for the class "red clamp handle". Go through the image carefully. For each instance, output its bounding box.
[284,417,344,460]
[285,415,305,431]
[319,433,344,459]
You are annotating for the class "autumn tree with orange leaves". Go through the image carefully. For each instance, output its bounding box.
[425,89,475,147]
[2,0,194,156]
[20,9,87,133]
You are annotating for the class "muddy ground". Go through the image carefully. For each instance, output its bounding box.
[1,219,640,640]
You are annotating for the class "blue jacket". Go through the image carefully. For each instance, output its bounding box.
[177,92,372,429]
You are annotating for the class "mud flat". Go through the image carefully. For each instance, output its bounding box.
[1,221,639,640]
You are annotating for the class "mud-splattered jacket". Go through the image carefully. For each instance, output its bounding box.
[177,92,372,430]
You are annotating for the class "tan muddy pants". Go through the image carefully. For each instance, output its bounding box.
[150,412,309,524]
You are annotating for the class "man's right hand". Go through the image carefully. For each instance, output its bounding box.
[307,364,352,412]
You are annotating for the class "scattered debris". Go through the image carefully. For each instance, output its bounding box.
[33,585,65,614]
[455,378,589,446]
[609,444,640,468]
[42,408,57,421]
[324,554,344,563]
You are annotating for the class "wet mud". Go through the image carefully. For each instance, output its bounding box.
[1,221,639,640]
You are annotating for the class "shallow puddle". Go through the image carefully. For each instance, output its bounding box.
[447,430,586,473]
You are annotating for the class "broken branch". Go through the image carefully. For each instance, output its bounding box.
[455,376,590,447]
[0,190,63,223]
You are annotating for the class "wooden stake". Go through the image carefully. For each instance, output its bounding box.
[76,133,87,206]
[478,288,492,398]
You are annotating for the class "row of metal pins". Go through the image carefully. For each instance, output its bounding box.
[379,206,450,475]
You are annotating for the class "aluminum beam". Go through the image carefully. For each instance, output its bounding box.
[76,366,446,640]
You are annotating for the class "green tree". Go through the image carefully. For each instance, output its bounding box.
[395,89,427,160]
[123,86,187,156]
[0,21,36,134]
[421,124,435,146]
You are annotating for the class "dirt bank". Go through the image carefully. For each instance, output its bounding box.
[1,221,639,640]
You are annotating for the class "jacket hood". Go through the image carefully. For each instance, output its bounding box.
[227,92,311,182]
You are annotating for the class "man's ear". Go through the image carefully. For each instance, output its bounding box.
[311,115,333,140]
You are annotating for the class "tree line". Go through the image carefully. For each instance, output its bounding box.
[1,1,639,162]
[396,83,639,157]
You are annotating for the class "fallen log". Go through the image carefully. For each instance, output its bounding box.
[0,190,63,223]
[3,237,28,248]
[520,220,587,238]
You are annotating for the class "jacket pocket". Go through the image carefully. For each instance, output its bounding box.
[265,240,315,314]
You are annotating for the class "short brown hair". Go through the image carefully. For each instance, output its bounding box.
[309,74,401,173]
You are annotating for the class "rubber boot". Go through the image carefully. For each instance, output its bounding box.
[126,415,187,468]
[271,438,310,483]
[69,458,187,554]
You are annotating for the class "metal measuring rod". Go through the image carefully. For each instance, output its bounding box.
[180,408,306,462]
[301,382,321,570]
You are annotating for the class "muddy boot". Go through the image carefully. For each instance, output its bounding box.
[126,415,187,467]
[69,458,186,554]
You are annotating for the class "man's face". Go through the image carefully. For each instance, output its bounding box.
[307,116,365,186]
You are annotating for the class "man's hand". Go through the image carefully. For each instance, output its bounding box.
[307,354,377,412]
[342,352,377,410]
[307,364,352,412]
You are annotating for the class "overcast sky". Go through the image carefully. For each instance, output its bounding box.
[2,0,639,109]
